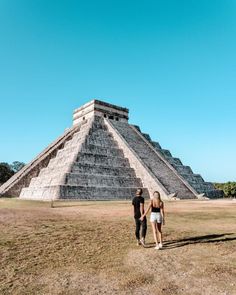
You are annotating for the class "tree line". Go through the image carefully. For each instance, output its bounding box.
[0,162,25,185]
[214,182,236,198]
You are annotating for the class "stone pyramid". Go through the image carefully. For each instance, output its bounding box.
[0,100,222,200]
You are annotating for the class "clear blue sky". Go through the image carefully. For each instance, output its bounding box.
[0,0,235,182]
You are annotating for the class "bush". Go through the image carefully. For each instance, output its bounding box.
[214,182,236,198]
[0,161,25,185]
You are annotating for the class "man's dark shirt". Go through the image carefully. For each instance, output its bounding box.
[132,196,144,219]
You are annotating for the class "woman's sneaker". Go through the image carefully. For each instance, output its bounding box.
[154,245,159,250]
[159,243,163,249]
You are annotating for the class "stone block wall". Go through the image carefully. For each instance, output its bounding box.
[0,124,81,197]
[108,120,198,199]
[133,124,223,198]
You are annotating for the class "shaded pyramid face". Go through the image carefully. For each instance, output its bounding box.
[19,116,149,200]
[0,100,223,200]
[108,120,223,199]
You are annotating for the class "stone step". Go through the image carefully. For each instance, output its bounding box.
[61,185,150,199]
[56,144,83,158]
[88,128,112,136]
[29,172,142,188]
[172,164,193,175]
[160,149,172,157]
[191,183,215,192]
[72,163,136,177]
[197,182,215,191]
[205,189,224,198]
[65,173,142,187]
[87,135,116,145]
[80,144,124,157]
[151,141,162,150]
[29,176,64,188]
[20,185,59,200]
[112,121,196,199]
[180,173,205,184]
[87,129,114,138]
[47,156,76,168]
[41,151,131,174]
[20,185,150,200]
[165,156,183,166]
[38,161,73,176]
[39,161,137,178]
[63,133,87,148]
[76,152,130,167]
[142,133,152,141]
[84,137,118,148]
[49,147,84,164]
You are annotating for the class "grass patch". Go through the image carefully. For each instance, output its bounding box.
[0,198,236,294]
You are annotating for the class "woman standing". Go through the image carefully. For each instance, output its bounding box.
[140,191,165,250]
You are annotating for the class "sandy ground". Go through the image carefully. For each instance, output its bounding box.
[0,198,235,295]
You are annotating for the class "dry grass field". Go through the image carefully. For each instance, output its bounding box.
[0,198,235,295]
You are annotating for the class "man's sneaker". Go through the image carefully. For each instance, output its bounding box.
[159,243,163,249]
[137,240,141,246]
[154,245,159,250]
[140,238,145,246]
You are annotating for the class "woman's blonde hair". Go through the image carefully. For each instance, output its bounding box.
[152,191,162,207]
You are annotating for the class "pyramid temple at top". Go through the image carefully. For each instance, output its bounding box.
[0,99,222,200]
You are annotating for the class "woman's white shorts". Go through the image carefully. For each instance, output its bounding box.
[150,212,162,223]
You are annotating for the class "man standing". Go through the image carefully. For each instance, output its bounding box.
[132,188,147,246]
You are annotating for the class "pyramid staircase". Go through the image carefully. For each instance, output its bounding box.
[19,116,149,200]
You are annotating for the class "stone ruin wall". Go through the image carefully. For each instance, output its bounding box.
[0,99,223,200]
[104,119,169,198]
[73,99,129,125]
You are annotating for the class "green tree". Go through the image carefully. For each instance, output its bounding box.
[214,182,236,198]
[0,162,14,184]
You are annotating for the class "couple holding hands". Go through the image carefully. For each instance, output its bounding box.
[132,189,165,250]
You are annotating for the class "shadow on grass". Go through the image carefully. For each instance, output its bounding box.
[143,233,236,249]
[163,233,236,249]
